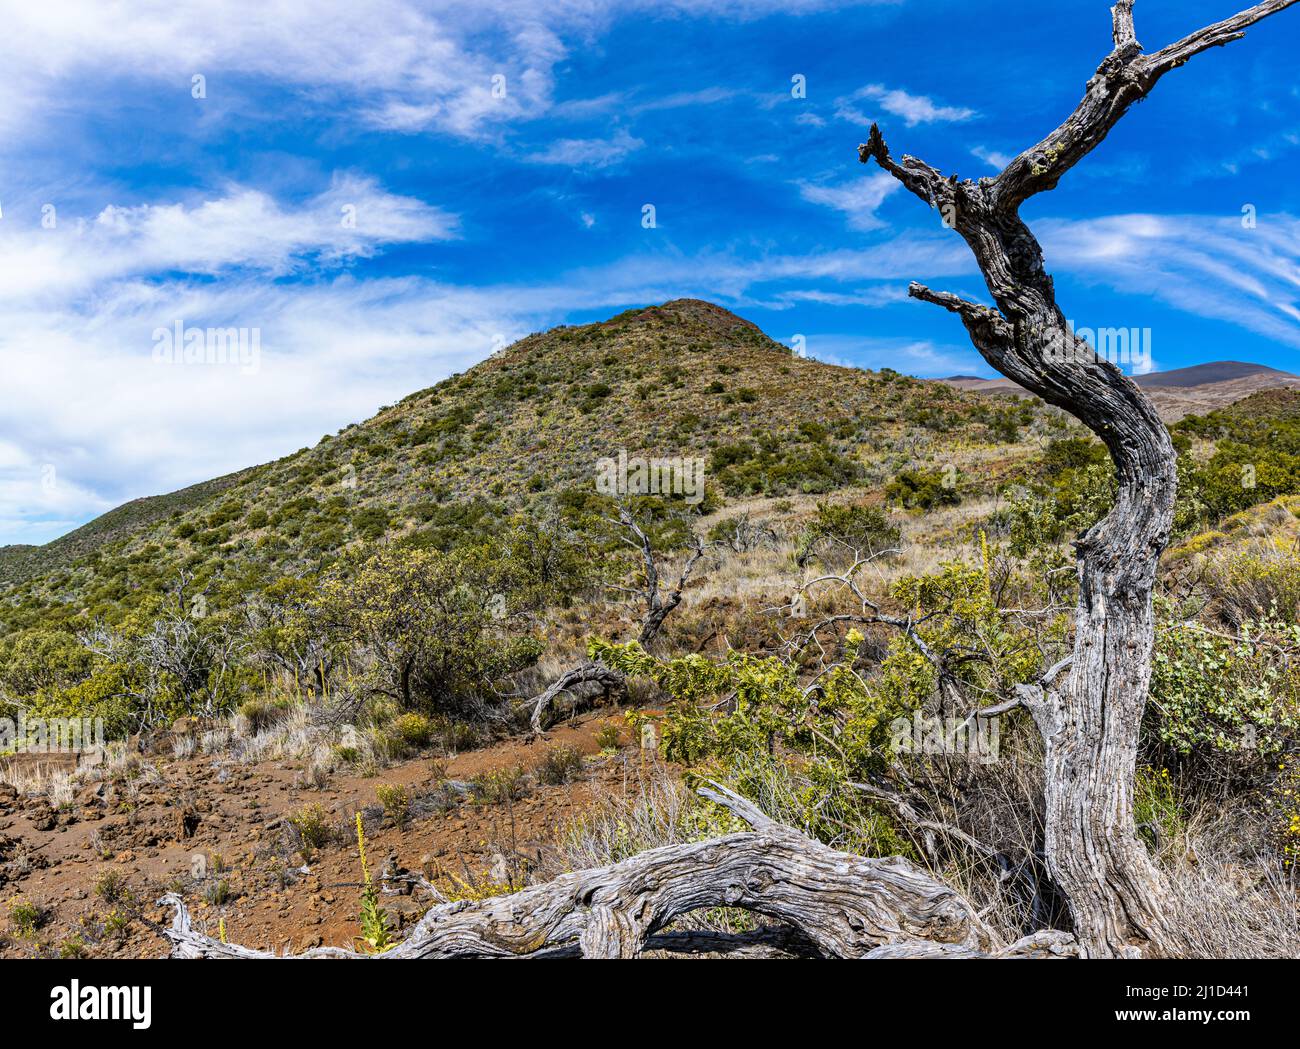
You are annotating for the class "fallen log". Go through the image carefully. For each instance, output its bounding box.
[160,782,1076,959]
[525,660,627,735]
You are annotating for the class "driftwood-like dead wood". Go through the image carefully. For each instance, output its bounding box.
[524,659,628,735]
[160,783,1076,959]
[861,0,1297,957]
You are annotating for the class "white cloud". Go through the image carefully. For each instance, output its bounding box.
[1041,213,1300,349]
[630,87,739,114]
[971,145,1013,169]
[836,84,976,128]
[0,0,893,144]
[0,275,531,544]
[795,334,984,377]
[0,178,466,544]
[0,177,456,304]
[532,129,645,168]
[799,173,901,231]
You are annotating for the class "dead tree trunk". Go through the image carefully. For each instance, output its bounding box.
[861,0,1297,956]
[609,504,705,649]
[526,660,628,734]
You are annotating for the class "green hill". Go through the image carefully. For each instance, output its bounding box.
[0,298,1051,634]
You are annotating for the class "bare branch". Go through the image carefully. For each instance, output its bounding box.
[1145,0,1298,76]
[849,781,999,860]
[993,0,1298,210]
[1111,0,1139,48]
[857,123,948,207]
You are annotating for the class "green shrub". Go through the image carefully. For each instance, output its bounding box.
[290,804,334,859]
[797,501,901,565]
[239,696,292,735]
[93,867,129,904]
[885,468,961,510]
[8,899,47,937]
[1212,550,1300,628]
[375,784,411,828]
[1148,618,1300,787]
[534,745,584,785]
[392,712,434,749]
[470,766,529,805]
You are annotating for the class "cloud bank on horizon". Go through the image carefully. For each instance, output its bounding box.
[0,0,1297,544]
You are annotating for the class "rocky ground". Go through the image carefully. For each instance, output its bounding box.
[0,710,651,958]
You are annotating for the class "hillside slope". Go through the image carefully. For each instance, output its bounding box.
[0,471,250,588]
[0,299,1051,631]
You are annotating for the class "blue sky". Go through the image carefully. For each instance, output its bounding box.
[0,0,1297,544]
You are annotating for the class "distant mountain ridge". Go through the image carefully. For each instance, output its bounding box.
[940,360,1300,421]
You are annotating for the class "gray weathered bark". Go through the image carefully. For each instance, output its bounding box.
[525,660,627,734]
[160,782,1075,959]
[861,0,1297,956]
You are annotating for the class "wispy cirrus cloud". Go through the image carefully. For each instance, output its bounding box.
[798,172,901,230]
[0,0,899,144]
[835,83,976,128]
[1041,213,1300,348]
[790,333,984,377]
[531,129,645,168]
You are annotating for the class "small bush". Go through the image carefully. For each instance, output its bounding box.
[470,766,529,805]
[9,899,47,937]
[797,501,901,566]
[535,745,584,786]
[885,468,961,510]
[393,712,435,749]
[290,804,334,859]
[1213,550,1300,628]
[334,744,362,765]
[436,717,481,754]
[376,784,411,829]
[94,867,129,904]
[239,696,292,735]
[595,723,621,751]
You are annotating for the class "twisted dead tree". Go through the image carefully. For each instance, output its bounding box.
[161,782,1074,959]
[860,0,1297,957]
[165,2,1295,964]
[525,505,703,733]
[610,505,706,648]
